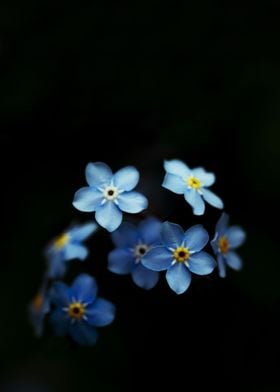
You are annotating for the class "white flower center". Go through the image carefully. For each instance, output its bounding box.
[103,186,119,201]
[134,243,149,262]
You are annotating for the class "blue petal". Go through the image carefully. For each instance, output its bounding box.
[69,223,98,242]
[184,189,205,215]
[201,188,223,209]
[164,159,191,177]
[50,309,69,336]
[69,322,98,346]
[141,246,172,271]
[85,162,113,187]
[108,249,135,274]
[71,274,97,304]
[162,173,186,194]
[138,217,162,245]
[49,282,70,307]
[47,253,67,279]
[86,298,116,327]
[117,192,148,213]
[111,222,138,248]
[95,202,123,232]
[73,187,103,212]
[210,234,219,254]
[166,263,192,294]
[161,221,184,248]
[63,244,88,261]
[215,213,229,235]
[113,166,139,191]
[227,226,246,249]
[183,224,209,252]
[217,254,226,278]
[188,251,216,275]
[192,167,215,186]
[225,251,243,270]
[132,264,159,290]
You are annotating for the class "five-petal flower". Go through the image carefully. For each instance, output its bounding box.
[73,162,148,232]
[162,159,223,215]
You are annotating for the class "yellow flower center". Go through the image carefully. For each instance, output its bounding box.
[187,176,202,190]
[218,235,229,254]
[67,302,86,320]
[32,293,44,311]
[173,246,190,263]
[54,233,69,250]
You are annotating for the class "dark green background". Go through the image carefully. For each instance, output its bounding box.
[1,1,280,391]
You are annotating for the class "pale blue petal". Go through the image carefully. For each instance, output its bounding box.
[50,310,69,336]
[217,254,226,278]
[49,282,70,307]
[161,221,184,248]
[73,187,103,212]
[141,246,172,271]
[108,249,135,274]
[225,251,243,270]
[192,167,215,186]
[69,322,98,346]
[188,251,216,275]
[86,298,116,327]
[69,223,98,242]
[227,226,246,248]
[111,222,138,248]
[183,224,209,252]
[201,188,224,209]
[166,263,192,294]
[162,173,186,194]
[132,264,159,290]
[164,159,191,177]
[63,243,88,261]
[184,189,205,215]
[138,217,162,244]
[85,162,113,187]
[210,234,219,254]
[117,192,148,213]
[113,166,139,191]
[95,202,123,232]
[71,274,97,304]
[215,213,229,235]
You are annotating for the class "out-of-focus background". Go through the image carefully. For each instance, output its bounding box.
[1,1,280,391]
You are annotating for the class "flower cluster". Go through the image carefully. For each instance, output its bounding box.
[29,160,246,346]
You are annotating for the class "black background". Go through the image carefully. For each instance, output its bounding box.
[1,1,280,391]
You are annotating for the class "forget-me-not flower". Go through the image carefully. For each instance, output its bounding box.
[29,284,50,337]
[211,213,246,278]
[162,159,223,215]
[142,222,216,294]
[49,274,116,346]
[108,217,161,290]
[46,222,98,279]
[73,162,148,232]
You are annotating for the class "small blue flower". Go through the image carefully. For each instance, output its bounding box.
[108,217,161,290]
[73,162,148,232]
[46,222,98,279]
[211,213,246,278]
[49,274,116,346]
[142,222,216,294]
[29,284,50,337]
[162,159,224,215]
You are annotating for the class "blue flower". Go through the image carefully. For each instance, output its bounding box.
[162,159,224,215]
[29,284,50,337]
[108,217,161,290]
[211,213,246,278]
[46,222,98,279]
[142,222,216,294]
[49,274,116,346]
[73,162,148,232]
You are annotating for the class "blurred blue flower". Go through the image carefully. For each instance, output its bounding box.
[162,159,223,215]
[211,213,246,278]
[142,222,216,294]
[29,284,50,337]
[73,162,148,232]
[49,274,116,346]
[46,222,98,279]
[108,217,161,290]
